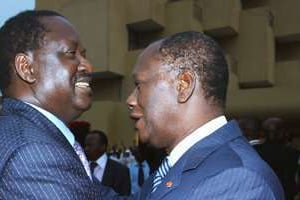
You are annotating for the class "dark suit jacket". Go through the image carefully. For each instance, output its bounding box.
[0,98,124,199]
[102,158,131,195]
[254,142,299,199]
[133,121,285,200]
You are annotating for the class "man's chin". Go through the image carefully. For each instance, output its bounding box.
[138,132,158,148]
[75,95,92,109]
[72,101,92,119]
[79,103,92,112]
[137,132,148,144]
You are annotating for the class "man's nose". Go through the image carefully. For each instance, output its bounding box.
[126,88,137,111]
[78,57,93,73]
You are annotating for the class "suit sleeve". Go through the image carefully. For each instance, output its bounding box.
[0,142,120,200]
[190,168,280,200]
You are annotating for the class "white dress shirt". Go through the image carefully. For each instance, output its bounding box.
[249,138,265,146]
[93,153,108,182]
[168,116,227,167]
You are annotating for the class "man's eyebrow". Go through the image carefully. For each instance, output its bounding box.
[62,38,79,47]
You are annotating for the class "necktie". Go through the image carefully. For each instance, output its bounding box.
[90,161,98,175]
[138,163,144,187]
[152,157,171,193]
[73,141,92,180]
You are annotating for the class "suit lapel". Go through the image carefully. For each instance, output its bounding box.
[182,120,243,172]
[150,121,243,199]
[101,159,111,185]
[1,98,91,182]
[2,98,76,156]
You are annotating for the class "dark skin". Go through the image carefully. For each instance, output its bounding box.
[6,16,93,123]
[126,40,222,153]
[84,133,107,161]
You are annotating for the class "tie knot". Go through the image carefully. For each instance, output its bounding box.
[90,161,98,172]
[73,141,93,180]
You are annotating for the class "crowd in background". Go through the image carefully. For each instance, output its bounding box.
[69,116,300,199]
[237,116,300,200]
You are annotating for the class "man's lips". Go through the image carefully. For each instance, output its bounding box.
[75,73,92,89]
[130,113,143,128]
[130,113,142,120]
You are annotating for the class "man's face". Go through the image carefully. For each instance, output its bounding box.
[32,16,92,122]
[84,134,106,161]
[126,42,179,150]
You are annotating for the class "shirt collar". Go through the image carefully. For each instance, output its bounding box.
[25,102,75,146]
[135,160,146,167]
[96,153,108,169]
[249,138,265,146]
[168,115,227,166]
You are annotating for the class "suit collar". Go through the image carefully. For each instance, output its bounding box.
[168,116,227,167]
[25,102,75,146]
[181,120,242,171]
[1,98,92,182]
[96,153,108,169]
[2,98,74,151]
[149,120,243,199]
[101,158,115,185]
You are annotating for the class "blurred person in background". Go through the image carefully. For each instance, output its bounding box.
[129,145,150,194]
[256,117,299,200]
[85,129,131,195]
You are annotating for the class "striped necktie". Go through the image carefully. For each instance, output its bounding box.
[152,157,171,193]
[73,141,93,180]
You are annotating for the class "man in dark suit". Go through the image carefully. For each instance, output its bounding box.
[126,31,285,199]
[237,115,266,146]
[256,117,299,200]
[85,130,131,195]
[0,10,123,199]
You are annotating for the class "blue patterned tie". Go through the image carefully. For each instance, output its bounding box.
[152,157,171,193]
[73,141,93,180]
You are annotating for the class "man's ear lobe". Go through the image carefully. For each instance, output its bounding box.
[177,70,196,103]
[14,53,36,83]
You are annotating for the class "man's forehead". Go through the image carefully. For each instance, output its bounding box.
[40,17,82,47]
[41,16,78,37]
[132,56,163,78]
[133,42,163,72]
[86,133,100,141]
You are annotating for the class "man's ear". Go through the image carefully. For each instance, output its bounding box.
[14,53,36,83]
[177,70,196,103]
